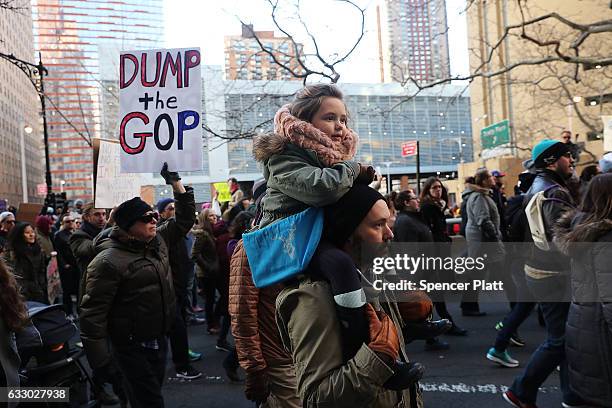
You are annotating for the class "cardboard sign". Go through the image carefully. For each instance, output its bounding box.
[95,139,142,208]
[16,203,43,225]
[119,47,203,173]
[213,182,231,203]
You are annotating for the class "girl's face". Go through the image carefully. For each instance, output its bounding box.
[207,213,218,224]
[23,225,36,244]
[311,97,347,140]
[429,182,443,199]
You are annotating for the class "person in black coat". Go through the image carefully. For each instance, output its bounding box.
[419,177,467,338]
[393,190,454,349]
[555,173,612,408]
[54,214,78,316]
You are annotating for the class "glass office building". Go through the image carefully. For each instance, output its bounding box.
[32,0,164,198]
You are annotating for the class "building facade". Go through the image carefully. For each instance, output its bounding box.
[384,0,451,84]
[31,0,164,199]
[224,23,305,81]
[0,1,45,205]
[466,0,610,164]
[151,66,473,204]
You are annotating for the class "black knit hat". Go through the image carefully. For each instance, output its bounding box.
[324,184,386,247]
[114,197,153,232]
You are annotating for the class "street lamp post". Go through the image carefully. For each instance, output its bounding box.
[382,161,393,194]
[0,51,52,194]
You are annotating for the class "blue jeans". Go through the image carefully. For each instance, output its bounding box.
[510,274,581,404]
[494,302,535,351]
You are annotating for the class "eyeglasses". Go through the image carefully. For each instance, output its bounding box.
[137,213,159,224]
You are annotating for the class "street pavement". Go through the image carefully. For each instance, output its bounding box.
[163,298,564,408]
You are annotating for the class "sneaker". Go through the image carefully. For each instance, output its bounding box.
[503,390,538,408]
[186,316,206,326]
[487,347,519,368]
[562,403,591,408]
[510,332,526,347]
[424,338,450,351]
[446,324,468,336]
[188,349,202,362]
[175,365,202,380]
[216,339,232,352]
[94,388,120,405]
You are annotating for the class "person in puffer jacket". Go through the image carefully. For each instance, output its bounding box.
[80,164,195,408]
[555,173,612,408]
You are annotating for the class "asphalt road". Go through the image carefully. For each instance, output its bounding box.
[161,298,564,408]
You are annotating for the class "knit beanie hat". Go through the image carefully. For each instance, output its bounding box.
[599,152,612,173]
[114,197,152,232]
[532,140,570,168]
[324,184,385,247]
[0,211,14,223]
[156,198,175,213]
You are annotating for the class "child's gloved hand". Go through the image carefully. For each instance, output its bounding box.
[356,164,376,185]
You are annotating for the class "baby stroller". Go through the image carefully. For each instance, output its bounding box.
[16,302,97,408]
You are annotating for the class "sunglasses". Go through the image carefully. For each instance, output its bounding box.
[137,213,159,224]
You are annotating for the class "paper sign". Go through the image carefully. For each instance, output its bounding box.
[602,116,612,152]
[95,139,142,208]
[119,47,203,172]
[213,182,231,203]
[401,140,418,157]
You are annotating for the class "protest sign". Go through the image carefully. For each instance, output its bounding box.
[95,139,142,208]
[119,47,203,172]
[213,182,231,203]
[16,203,42,224]
[602,115,612,152]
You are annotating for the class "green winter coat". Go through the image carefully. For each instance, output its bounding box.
[253,133,360,227]
[276,278,424,408]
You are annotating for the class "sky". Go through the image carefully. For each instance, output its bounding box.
[164,0,470,83]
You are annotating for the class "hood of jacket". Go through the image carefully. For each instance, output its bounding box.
[555,210,612,256]
[461,183,489,200]
[252,104,358,167]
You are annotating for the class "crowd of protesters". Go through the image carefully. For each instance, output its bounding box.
[1,83,612,408]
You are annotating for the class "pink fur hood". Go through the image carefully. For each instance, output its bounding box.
[252,104,359,167]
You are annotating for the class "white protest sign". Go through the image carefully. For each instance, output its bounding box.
[119,47,202,172]
[602,115,612,152]
[95,139,142,208]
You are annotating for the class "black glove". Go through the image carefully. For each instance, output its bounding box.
[356,164,376,184]
[383,361,425,391]
[245,369,270,404]
[160,162,181,185]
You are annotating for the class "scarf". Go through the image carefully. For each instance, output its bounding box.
[274,104,359,167]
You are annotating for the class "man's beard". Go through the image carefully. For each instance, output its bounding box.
[347,235,389,272]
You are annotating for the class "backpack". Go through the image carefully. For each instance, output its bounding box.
[524,185,571,251]
[242,207,324,288]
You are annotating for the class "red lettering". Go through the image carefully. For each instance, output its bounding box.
[184,49,200,88]
[160,51,183,88]
[120,112,152,154]
[141,52,162,87]
[120,54,138,89]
